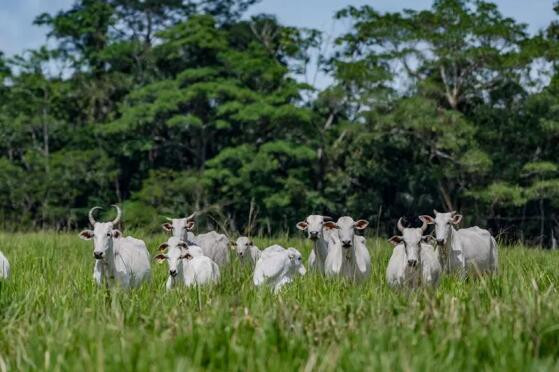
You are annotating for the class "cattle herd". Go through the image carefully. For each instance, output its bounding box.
[0,205,499,293]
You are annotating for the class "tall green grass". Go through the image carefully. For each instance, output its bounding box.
[0,232,558,371]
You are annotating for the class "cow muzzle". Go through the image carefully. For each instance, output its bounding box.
[309,231,319,240]
[436,239,445,246]
[342,240,352,248]
[169,270,178,277]
[94,252,104,260]
[407,259,418,268]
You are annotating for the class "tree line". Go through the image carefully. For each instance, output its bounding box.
[0,0,558,245]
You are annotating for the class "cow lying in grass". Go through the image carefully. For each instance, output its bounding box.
[231,236,261,267]
[155,237,220,290]
[253,245,306,293]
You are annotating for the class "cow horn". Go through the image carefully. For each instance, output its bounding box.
[450,210,456,215]
[111,205,122,225]
[420,217,428,232]
[323,216,333,222]
[397,217,405,233]
[186,212,196,222]
[433,209,439,215]
[89,206,101,226]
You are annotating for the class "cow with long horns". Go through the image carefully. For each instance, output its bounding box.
[162,213,229,267]
[79,205,151,288]
[296,215,336,274]
[386,217,441,288]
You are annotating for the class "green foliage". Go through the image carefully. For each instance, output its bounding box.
[0,0,558,242]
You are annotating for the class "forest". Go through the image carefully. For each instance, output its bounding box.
[0,0,558,244]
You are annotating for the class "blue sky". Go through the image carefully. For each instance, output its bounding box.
[0,0,555,57]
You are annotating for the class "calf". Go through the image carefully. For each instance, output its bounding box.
[325,217,371,281]
[296,215,335,274]
[386,217,441,288]
[253,246,306,293]
[79,206,151,288]
[232,237,261,266]
[162,213,229,267]
[420,210,498,275]
[0,251,9,279]
[155,237,220,290]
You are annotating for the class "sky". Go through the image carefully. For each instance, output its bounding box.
[0,0,555,58]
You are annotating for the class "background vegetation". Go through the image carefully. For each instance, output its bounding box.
[1,0,559,245]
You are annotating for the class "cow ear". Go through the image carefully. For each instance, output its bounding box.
[158,243,169,252]
[422,235,436,245]
[181,253,193,260]
[388,236,403,246]
[79,230,94,240]
[185,221,195,230]
[419,215,435,225]
[323,221,338,230]
[162,223,173,232]
[296,221,308,231]
[154,254,167,263]
[354,220,369,230]
[451,214,463,225]
[112,230,122,239]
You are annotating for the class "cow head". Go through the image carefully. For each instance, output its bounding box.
[334,216,369,249]
[296,215,335,241]
[419,210,462,246]
[388,217,430,268]
[79,205,122,260]
[234,236,253,259]
[154,237,189,278]
[287,247,306,276]
[162,213,196,241]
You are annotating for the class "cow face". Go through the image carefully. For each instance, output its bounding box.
[80,222,121,260]
[162,217,195,241]
[389,228,431,268]
[234,237,253,259]
[155,237,189,277]
[296,215,334,241]
[421,211,462,246]
[287,247,306,276]
[335,217,369,249]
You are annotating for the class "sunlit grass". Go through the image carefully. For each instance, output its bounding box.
[0,232,558,371]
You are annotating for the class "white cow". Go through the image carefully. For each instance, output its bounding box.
[386,217,441,288]
[296,215,335,274]
[155,237,220,290]
[232,236,261,266]
[420,210,498,275]
[79,206,151,289]
[325,217,371,281]
[162,213,230,267]
[253,246,306,293]
[0,250,10,279]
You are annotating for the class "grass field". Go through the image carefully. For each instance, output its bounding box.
[1,232,559,371]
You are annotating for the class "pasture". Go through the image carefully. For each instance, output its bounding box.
[0,232,558,371]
